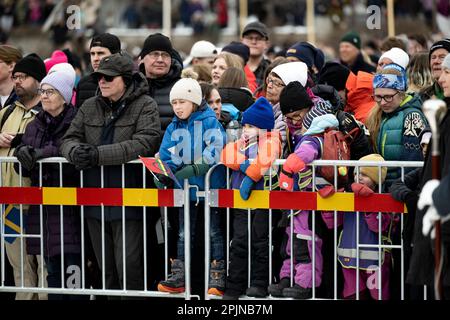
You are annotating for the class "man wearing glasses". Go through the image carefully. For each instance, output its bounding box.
[139,33,183,134]
[241,21,271,88]
[0,53,47,300]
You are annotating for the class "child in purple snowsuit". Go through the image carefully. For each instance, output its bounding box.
[269,81,338,299]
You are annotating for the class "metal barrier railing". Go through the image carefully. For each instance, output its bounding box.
[0,157,425,300]
[0,157,193,299]
[204,160,424,300]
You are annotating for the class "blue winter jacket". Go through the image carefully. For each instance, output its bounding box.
[159,100,226,201]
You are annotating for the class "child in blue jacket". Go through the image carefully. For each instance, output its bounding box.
[155,78,227,296]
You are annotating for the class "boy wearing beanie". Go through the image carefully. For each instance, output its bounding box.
[332,154,396,300]
[269,83,339,299]
[220,97,281,299]
[156,78,227,296]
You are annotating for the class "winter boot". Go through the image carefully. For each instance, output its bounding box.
[282,284,312,299]
[246,286,268,298]
[268,278,291,297]
[157,259,185,293]
[208,260,226,296]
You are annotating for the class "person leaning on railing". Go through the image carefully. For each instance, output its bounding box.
[13,67,83,300]
[60,51,161,296]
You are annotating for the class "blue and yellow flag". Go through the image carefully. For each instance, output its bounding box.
[3,205,23,244]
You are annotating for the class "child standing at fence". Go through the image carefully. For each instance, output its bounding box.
[335,154,397,300]
[154,78,227,296]
[220,97,281,299]
[269,82,339,299]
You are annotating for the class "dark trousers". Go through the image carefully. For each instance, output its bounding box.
[86,218,144,297]
[226,209,269,293]
[45,253,88,300]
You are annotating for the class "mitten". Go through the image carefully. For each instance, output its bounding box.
[283,154,306,174]
[239,176,255,200]
[351,182,374,197]
[239,159,251,174]
[279,169,294,192]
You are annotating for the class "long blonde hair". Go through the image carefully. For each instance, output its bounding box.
[365,67,406,151]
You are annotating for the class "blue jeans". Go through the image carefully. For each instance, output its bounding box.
[177,203,224,261]
[45,254,88,300]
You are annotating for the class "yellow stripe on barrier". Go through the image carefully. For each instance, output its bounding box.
[43,187,77,205]
[233,190,270,209]
[317,192,354,211]
[123,188,158,207]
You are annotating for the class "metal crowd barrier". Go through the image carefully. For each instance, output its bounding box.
[0,157,425,300]
[204,160,424,300]
[0,157,193,299]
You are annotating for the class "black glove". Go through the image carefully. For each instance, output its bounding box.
[14,145,43,171]
[336,111,361,141]
[72,145,99,170]
[153,173,174,188]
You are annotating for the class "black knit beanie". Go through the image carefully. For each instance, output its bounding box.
[317,62,351,92]
[13,53,46,82]
[139,33,173,59]
[280,81,313,115]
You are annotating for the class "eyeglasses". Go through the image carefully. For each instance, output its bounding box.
[97,74,116,82]
[267,77,285,89]
[372,91,400,103]
[38,88,57,97]
[243,35,265,43]
[148,51,171,60]
[12,74,29,82]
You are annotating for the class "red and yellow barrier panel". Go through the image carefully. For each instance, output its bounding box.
[0,187,406,213]
[214,190,406,213]
[0,187,182,207]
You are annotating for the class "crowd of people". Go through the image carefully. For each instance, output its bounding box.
[0,18,450,301]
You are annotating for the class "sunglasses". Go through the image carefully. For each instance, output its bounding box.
[96,74,116,82]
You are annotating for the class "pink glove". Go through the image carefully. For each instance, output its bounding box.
[351,183,374,197]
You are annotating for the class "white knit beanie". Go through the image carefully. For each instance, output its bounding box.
[169,78,202,106]
[48,63,76,88]
[442,53,450,70]
[40,70,74,104]
[271,61,308,87]
[379,47,410,69]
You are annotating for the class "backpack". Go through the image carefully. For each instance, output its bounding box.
[318,128,351,186]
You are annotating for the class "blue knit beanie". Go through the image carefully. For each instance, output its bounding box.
[241,97,275,130]
[286,42,325,71]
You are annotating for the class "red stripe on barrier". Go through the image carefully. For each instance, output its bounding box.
[0,187,43,205]
[77,188,123,206]
[218,189,234,208]
[354,194,405,213]
[269,191,317,210]
[158,189,174,207]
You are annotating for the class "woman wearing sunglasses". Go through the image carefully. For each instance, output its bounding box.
[366,63,428,189]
